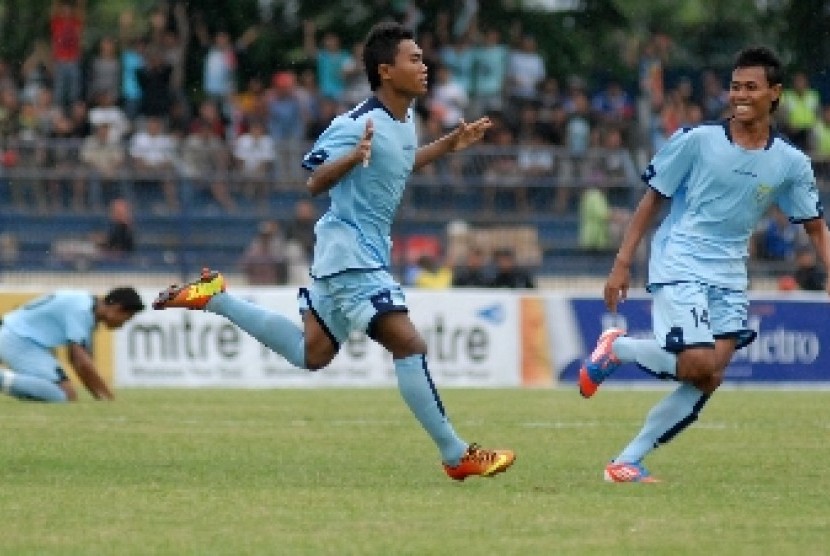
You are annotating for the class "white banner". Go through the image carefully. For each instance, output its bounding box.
[115,288,521,388]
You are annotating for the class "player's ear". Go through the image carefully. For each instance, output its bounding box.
[377,63,393,84]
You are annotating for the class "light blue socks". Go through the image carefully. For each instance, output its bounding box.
[207,293,306,368]
[1,370,67,402]
[394,354,467,466]
[615,382,709,464]
[613,336,678,378]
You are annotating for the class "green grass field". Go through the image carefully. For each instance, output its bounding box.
[2,388,829,555]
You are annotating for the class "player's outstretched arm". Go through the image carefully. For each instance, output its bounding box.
[306,119,373,196]
[68,343,114,400]
[802,218,830,296]
[604,188,664,312]
[413,117,492,171]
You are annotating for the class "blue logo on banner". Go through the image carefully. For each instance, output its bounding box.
[477,304,505,325]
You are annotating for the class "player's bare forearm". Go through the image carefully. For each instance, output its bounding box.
[604,189,663,311]
[414,134,454,171]
[614,189,663,267]
[413,117,492,171]
[69,344,114,400]
[802,218,830,295]
[305,150,363,196]
[307,119,373,196]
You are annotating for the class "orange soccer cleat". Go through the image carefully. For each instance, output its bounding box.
[152,268,226,310]
[443,443,516,481]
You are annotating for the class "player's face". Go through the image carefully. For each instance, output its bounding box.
[100,306,136,329]
[388,39,428,97]
[729,66,781,122]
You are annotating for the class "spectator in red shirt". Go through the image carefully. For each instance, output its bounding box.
[50,0,85,110]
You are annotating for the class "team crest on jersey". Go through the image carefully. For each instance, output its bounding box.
[755,184,773,203]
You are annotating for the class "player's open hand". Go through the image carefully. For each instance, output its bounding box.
[603,262,631,313]
[358,119,374,167]
[450,117,492,151]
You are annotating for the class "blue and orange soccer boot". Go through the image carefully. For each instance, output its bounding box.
[152,268,226,310]
[604,461,660,483]
[579,327,626,398]
[443,443,516,481]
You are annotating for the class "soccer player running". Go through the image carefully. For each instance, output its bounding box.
[153,22,515,481]
[579,46,830,483]
[0,287,145,402]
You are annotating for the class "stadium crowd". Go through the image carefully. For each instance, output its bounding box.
[0,1,827,289]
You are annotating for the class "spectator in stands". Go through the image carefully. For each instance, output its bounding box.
[429,64,469,133]
[303,20,350,103]
[0,285,144,402]
[452,246,491,287]
[232,118,275,206]
[86,35,120,104]
[295,68,322,136]
[341,42,372,107]
[80,122,126,209]
[489,247,535,288]
[94,197,136,257]
[267,70,306,179]
[201,30,239,119]
[284,198,316,265]
[779,70,820,151]
[482,125,523,211]
[20,39,52,105]
[439,33,475,97]
[506,34,545,104]
[233,75,268,135]
[159,1,189,103]
[129,115,179,213]
[120,36,145,120]
[410,254,453,289]
[191,98,227,140]
[579,184,611,251]
[700,69,729,120]
[793,246,827,291]
[136,46,173,119]
[239,219,288,285]
[180,118,236,213]
[87,89,130,144]
[470,28,508,118]
[590,80,635,129]
[555,88,592,213]
[48,108,86,211]
[49,0,85,110]
[810,104,830,170]
[0,87,22,141]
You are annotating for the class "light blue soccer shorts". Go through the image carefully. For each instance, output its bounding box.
[650,282,757,353]
[0,326,69,383]
[298,269,409,347]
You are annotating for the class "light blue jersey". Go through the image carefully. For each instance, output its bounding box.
[2,290,95,349]
[643,121,823,291]
[302,96,417,279]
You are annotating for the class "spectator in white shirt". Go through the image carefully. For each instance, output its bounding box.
[129,116,179,212]
[233,118,275,206]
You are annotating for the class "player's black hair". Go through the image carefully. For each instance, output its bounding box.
[362,21,414,91]
[733,45,783,113]
[103,287,145,313]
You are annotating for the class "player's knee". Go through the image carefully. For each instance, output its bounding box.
[676,352,721,383]
[304,342,336,371]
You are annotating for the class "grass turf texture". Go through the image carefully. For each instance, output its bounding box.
[1,388,828,555]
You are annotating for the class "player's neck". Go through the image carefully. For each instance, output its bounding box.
[374,90,410,121]
[729,117,771,150]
